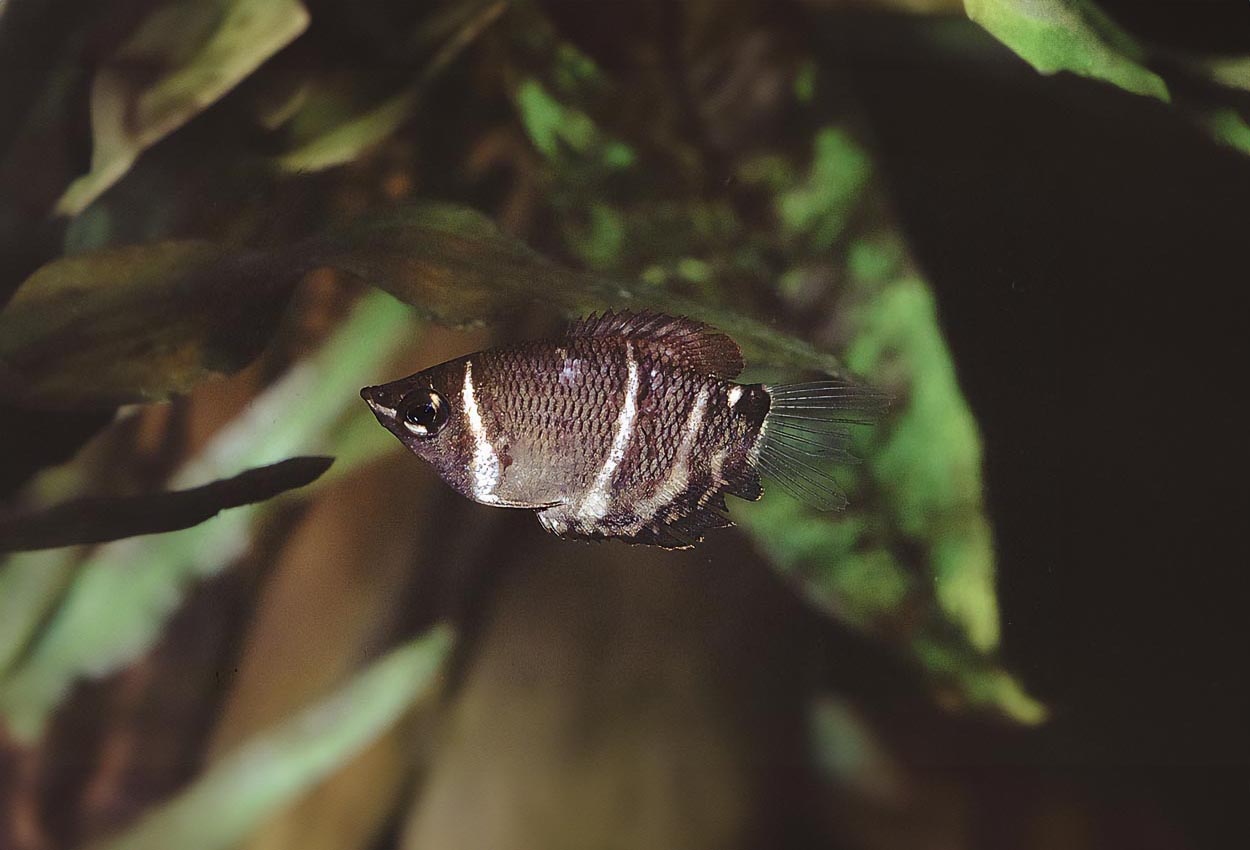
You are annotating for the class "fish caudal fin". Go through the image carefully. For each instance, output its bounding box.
[754,380,890,511]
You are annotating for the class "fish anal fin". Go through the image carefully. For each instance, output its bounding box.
[567,309,743,379]
[626,497,735,550]
[723,468,762,502]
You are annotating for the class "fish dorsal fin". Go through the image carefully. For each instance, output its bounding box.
[567,310,743,378]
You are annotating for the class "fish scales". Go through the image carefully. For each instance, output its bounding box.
[471,335,741,538]
[360,310,886,549]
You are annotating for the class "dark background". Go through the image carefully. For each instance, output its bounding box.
[2,2,1248,848]
[829,8,1250,848]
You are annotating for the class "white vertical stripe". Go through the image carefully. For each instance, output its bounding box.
[461,360,501,503]
[580,342,641,519]
[699,447,729,507]
[680,387,710,456]
[747,387,770,466]
[631,385,710,525]
[727,385,743,407]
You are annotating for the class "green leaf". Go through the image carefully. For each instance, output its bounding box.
[0,293,414,742]
[83,626,453,850]
[55,0,309,216]
[964,0,1169,101]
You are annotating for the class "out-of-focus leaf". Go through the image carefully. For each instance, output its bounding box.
[276,84,422,174]
[0,241,300,409]
[1204,108,1250,156]
[1,202,849,411]
[843,254,998,651]
[914,634,1046,724]
[56,0,309,216]
[778,127,872,252]
[1204,55,1250,92]
[312,204,848,376]
[0,293,414,742]
[963,0,1169,101]
[275,0,507,172]
[0,456,332,552]
[0,548,78,677]
[808,696,904,804]
[83,625,453,850]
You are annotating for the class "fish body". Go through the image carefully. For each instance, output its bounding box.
[361,311,883,548]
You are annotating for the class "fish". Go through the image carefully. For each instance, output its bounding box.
[360,310,887,549]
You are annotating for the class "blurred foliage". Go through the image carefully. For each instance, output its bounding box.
[0,293,410,740]
[92,626,451,850]
[2,0,1235,846]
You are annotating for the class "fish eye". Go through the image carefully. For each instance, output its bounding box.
[398,389,449,437]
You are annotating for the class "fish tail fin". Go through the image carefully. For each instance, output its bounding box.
[752,379,890,511]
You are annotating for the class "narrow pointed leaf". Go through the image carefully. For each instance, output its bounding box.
[83,626,453,850]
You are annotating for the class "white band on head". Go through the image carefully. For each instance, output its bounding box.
[462,360,501,503]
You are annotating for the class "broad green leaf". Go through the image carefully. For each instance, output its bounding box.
[964,0,1169,101]
[56,0,309,215]
[0,293,414,742]
[83,626,453,850]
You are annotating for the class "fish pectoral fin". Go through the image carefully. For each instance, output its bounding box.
[535,504,577,537]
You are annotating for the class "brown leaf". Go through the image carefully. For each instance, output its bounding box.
[0,241,302,410]
[0,457,333,552]
[55,0,309,216]
[1,203,847,412]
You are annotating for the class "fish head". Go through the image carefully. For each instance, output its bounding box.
[360,361,475,495]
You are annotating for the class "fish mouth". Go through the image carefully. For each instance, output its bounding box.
[359,385,398,420]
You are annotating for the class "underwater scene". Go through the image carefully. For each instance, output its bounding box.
[1,1,1246,848]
